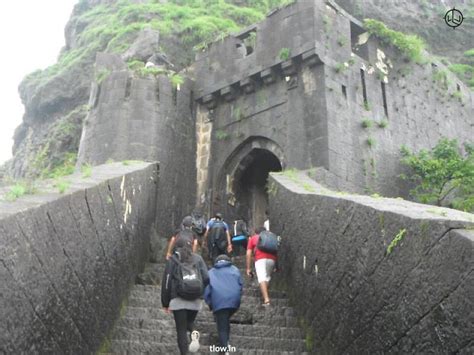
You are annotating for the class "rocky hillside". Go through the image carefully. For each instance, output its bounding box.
[8,0,293,179]
[6,0,474,179]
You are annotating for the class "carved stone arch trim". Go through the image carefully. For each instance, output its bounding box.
[215,136,285,210]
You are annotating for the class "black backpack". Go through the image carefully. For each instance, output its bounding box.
[257,230,279,254]
[191,213,206,236]
[209,220,227,250]
[173,253,204,300]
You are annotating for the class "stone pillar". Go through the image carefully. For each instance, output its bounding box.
[195,105,212,209]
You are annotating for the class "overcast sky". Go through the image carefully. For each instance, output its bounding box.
[0,0,78,165]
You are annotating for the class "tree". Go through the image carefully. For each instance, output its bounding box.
[400,138,474,213]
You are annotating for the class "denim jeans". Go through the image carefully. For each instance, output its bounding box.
[214,308,237,348]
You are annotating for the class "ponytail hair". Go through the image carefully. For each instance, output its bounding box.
[175,237,193,263]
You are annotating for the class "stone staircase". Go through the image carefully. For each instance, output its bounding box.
[101,256,308,354]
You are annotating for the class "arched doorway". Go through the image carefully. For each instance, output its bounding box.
[215,137,284,230]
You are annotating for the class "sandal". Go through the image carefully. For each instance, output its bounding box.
[262,301,271,307]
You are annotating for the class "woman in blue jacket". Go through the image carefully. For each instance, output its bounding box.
[204,255,243,351]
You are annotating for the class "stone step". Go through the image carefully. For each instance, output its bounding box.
[111,327,306,352]
[107,339,307,354]
[131,284,288,299]
[124,303,296,320]
[122,307,299,327]
[115,317,304,339]
[128,294,290,308]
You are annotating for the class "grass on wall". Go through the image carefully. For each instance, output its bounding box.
[363,19,425,63]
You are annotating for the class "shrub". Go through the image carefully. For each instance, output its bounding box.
[4,182,36,201]
[361,118,373,129]
[400,138,474,212]
[363,19,425,63]
[279,48,291,61]
[366,137,376,148]
[378,119,389,128]
[170,73,184,88]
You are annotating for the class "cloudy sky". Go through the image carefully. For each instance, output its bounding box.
[0,0,77,164]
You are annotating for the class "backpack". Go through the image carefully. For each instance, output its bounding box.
[257,230,279,254]
[233,220,249,237]
[191,213,206,236]
[209,220,227,250]
[173,253,204,300]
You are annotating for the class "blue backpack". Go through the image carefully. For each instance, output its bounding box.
[257,231,278,254]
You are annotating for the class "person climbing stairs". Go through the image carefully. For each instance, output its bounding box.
[100,255,308,354]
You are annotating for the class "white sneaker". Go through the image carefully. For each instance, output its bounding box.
[189,330,200,353]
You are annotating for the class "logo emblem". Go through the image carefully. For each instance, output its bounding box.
[444,8,464,29]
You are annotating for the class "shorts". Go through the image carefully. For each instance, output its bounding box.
[255,258,275,283]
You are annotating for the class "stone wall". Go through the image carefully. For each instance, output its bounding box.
[0,162,158,354]
[269,171,474,354]
[323,2,474,196]
[77,53,196,237]
[193,0,473,206]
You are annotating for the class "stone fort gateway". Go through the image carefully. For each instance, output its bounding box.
[1,0,473,354]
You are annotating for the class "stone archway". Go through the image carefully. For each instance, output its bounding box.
[215,136,284,230]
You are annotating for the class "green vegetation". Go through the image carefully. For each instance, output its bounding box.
[447,49,474,89]
[55,179,71,194]
[337,37,346,47]
[366,137,376,148]
[215,130,230,140]
[3,181,37,202]
[266,181,278,197]
[334,62,347,73]
[279,48,291,61]
[361,118,373,129]
[432,69,451,91]
[363,101,371,111]
[96,68,111,84]
[81,164,92,178]
[282,168,299,181]
[363,19,425,63]
[378,119,389,128]
[23,0,294,90]
[170,73,184,88]
[232,106,243,120]
[451,91,462,101]
[400,138,474,212]
[387,229,407,255]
